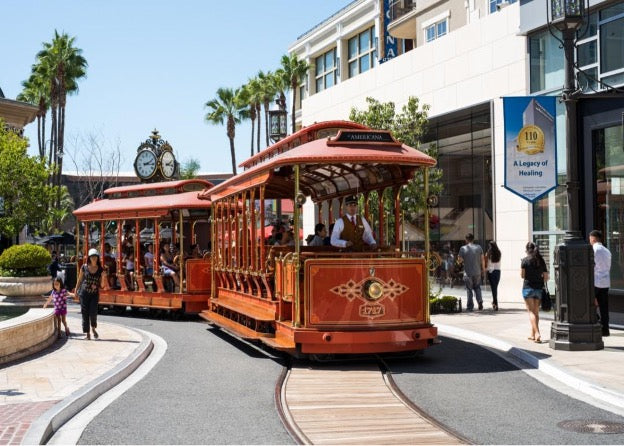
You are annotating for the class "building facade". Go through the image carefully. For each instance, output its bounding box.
[288,0,624,306]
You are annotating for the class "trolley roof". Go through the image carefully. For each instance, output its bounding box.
[74,180,213,221]
[102,179,213,199]
[205,127,436,202]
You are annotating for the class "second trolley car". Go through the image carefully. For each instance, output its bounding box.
[73,179,213,315]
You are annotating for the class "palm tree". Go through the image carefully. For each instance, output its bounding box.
[17,74,49,160]
[204,87,246,174]
[279,53,309,133]
[257,70,277,148]
[244,77,264,155]
[34,30,87,193]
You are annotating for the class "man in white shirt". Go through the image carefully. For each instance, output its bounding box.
[330,195,377,251]
[590,229,612,336]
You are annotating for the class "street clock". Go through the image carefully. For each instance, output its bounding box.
[133,129,178,182]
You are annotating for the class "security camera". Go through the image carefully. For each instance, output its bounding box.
[496,1,510,11]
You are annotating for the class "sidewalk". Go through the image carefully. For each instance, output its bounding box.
[434,285,624,413]
[0,303,152,445]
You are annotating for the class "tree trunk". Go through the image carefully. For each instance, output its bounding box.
[291,82,297,134]
[256,103,262,154]
[263,101,270,147]
[250,118,255,157]
[229,137,237,175]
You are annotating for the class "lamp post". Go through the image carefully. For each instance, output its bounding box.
[549,0,603,350]
[268,109,288,143]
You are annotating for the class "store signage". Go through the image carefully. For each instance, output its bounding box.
[380,0,397,63]
[332,130,397,144]
[503,96,558,202]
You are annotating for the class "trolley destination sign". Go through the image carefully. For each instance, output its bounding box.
[330,130,400,145]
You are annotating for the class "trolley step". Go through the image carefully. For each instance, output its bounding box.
[200,310,265,340]
[211,296,275,322]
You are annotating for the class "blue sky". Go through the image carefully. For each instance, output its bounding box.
[3,0,352,174]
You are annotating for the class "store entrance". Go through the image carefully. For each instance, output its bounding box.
[582,97,624,313]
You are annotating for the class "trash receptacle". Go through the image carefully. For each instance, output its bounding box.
[62,263,77,291]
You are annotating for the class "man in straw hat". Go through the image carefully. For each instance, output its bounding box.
[331,195,377,251]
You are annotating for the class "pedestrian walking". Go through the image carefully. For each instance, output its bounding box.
[43,277,71,339]
[458,233,485,311]
[75,248,105,340]
[521,242,548,343]
[590,229,611,336]
[486,241,502,311]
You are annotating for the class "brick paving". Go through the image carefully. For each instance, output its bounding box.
[0,401,57,445]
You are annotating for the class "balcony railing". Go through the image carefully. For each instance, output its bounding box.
[389,0,416,22]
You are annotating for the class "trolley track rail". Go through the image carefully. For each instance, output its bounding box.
[276,359,470,445]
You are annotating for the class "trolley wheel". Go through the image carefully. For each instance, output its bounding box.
[112,305,126,315]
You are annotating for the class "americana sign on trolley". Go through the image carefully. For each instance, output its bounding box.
[503,96,558,202]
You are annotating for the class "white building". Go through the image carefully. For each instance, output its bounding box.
[288,0,624,305]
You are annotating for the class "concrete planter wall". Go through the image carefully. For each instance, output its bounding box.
[0,276,51,300]
[0,308,56,365]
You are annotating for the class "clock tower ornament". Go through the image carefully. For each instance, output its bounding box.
[133,129,179,182]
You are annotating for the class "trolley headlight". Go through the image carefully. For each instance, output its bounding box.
[363,280,384,301]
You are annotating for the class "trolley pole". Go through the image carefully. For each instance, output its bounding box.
[424,168,431,321]
[293,164,301,327]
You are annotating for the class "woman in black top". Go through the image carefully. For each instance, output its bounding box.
[75,248,105,340]
[520,242,549,343]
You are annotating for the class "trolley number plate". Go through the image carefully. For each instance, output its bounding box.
[359,303,385,319]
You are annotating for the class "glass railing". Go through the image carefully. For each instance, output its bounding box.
[389,0,416,22]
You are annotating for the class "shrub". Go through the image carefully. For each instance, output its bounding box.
[430,295,460,314]
[0,244,51,277]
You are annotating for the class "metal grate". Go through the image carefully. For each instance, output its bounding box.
[558,420,624,434]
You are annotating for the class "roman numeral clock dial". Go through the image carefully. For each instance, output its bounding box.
[134,149,157,180]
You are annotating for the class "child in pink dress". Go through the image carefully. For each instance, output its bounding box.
[44,277,71,339]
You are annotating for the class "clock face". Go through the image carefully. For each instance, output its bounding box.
[134,149,157,179]
[160,151,176,178]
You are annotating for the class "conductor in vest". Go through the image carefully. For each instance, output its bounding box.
[330,195,377,251]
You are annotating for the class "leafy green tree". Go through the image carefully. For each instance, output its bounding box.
[39,185,74,234]
[204,87,247,174]
[0,120,54,239]
[349,97,443,239]
[180,158,201,179]
[278,53,309,133]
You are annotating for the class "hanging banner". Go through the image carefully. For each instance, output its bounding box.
[380,0,397,64]
[503,96,557,202]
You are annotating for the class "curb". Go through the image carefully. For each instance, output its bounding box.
[22,327,154,445]
[437,323,624,412]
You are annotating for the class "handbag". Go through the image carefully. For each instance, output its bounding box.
[541,284,552,311]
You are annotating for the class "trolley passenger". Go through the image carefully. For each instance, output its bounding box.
[330,195,377,251]
[144,243,154,276]
[308,223,326,247]
[160,243,180,289]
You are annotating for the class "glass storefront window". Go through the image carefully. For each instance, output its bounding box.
[594,124,624,291]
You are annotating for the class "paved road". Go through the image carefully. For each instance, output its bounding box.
[77,313,292,445]
[386,336,624,445]
[75,312,624,445]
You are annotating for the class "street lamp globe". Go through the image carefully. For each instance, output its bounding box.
[550,0,585,30]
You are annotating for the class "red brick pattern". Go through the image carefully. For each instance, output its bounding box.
[0,401,58,445]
